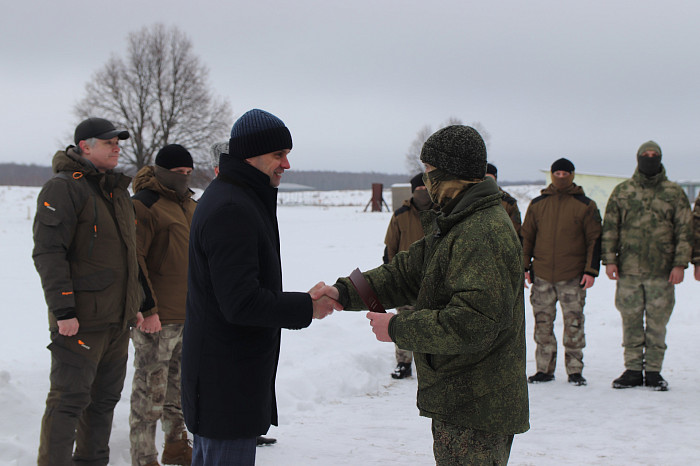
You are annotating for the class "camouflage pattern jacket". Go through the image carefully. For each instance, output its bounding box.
[33,147,142,331]
[693,193,700,265]
[500,187,522,238]
[602,167,692,277]
[132,166,196,324]
[335,177,529,435]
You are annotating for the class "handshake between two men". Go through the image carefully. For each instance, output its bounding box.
[307,281,394,342]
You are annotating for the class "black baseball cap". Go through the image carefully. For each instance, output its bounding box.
[74,117,130,146]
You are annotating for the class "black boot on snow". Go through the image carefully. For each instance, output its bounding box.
[644,371,669,391]
[527,372,555,383]
[568,373,587,386]
[612,370,643,389]
[391,362,412,379]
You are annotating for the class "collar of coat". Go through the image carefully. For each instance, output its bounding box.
[428,176,503,236]
[632,165,668,188]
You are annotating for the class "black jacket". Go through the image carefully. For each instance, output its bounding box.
[182,154,312,439]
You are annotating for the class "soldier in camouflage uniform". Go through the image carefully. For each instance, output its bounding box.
[383,173,433,379]
[317,126,529,465]
[485,163,522,239]
[130,145,196,466]
[521,158,602,386]
[693,193,700,281]
[602,141,692,391]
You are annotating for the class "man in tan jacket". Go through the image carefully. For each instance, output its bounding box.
[383,173,433,378]
[521,158,602,386]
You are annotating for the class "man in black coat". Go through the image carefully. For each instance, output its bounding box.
[182,109,339,465]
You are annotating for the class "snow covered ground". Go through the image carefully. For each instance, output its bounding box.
[0,184,698,465]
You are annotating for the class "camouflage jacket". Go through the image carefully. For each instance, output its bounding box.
[33,147,142,331]
[500,187,522,238]
[601,167,692,277]
[383,199,425,263]
[693,193,700,265]
[335,177,529,435]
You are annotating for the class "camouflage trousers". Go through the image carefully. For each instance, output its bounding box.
[530,276,586,375]
[129,324,186,466]
[615,275,675,372]
[394,305,415,364]
[432,419,514,465]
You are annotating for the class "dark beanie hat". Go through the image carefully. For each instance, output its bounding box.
[486,163,497,179]
[551,158,575,173]
[410,173,424,192]
[419,125,487,180]
[155,144,194,169]
[637,140,662,158]
[229,109,292,159]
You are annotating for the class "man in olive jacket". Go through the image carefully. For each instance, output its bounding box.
[33,117,142,465]
[521,158,602,386]
[129,144,197,466]
[318,125,529,465]
[602,141,692,391]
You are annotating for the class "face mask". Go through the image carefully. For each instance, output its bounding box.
[412,189,432,211]
[551,172,574,190]
[422,169,477,209]
[637,154,662,177]
[154,165,191,196]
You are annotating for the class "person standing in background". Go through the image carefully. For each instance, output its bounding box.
[485,163,522,238]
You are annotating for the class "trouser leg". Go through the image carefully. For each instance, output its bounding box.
[530,277,558,374]
[615,276,646,371]
[431,419,513,465]
[641,277,675,372]
[73,327,129,465]
[556,278,586,375]
[161,325,186,442]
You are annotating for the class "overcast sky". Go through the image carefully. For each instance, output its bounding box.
[2,0,699,181]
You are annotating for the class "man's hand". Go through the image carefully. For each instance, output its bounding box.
[139,313,162,333]
[57,317,79,337]
[367,312,394,342]
[668,266,685,285]
[605,264,619,280]
[524,271,532,288]
[309,281,342,319]
[580,274,595,290]
[135,312,144,329]
[695,264,700,282]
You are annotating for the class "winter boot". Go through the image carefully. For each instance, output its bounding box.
[391,362,412,379]
[567,373,587,386]
[612,369,643,389]
[644,371,669,391]
[256,436,277,446]
[527,372,554,383]
[162,432,192,465]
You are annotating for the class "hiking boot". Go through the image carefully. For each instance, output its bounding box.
[527,372,554,383]
[644,371,669,391]
[256,436,277,446]
[162,432,192,465]
[568,373,587,386]
[391,362,412,379]
[612,369,643,389]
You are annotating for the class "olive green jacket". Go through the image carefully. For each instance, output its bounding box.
[33,147,142,331]
[602,167,692,277]
[693,193,700,265]
[335,177,529,434]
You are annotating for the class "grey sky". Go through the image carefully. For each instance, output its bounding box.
[2,0,698,181]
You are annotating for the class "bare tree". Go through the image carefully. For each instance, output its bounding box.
[405,117,491,174]
[75,24,232,172]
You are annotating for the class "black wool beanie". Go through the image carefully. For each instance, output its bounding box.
[229,109,292,159]
[419,125,487,180]
[551,158,575,173]
[486,163,498,179]
[410,173,424,192]
[155,144,193,169]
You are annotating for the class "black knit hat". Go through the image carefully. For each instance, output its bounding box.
[486,163,497,179]
[229,109,292,159]
[74,117,129,145]
[410,173,424,192]
[551,158,575,173]
[419,125,487,180]
[155,144,194,169]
